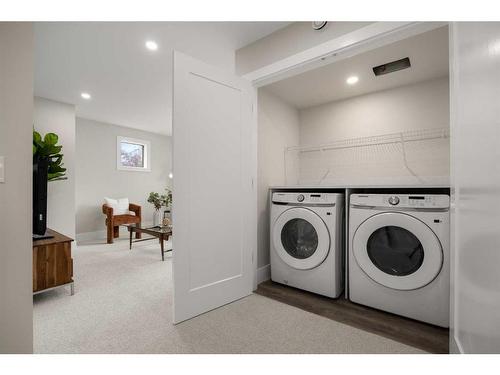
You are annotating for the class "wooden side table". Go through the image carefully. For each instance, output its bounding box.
[33,228,74,296]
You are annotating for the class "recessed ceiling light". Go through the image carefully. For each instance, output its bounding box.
[81,92,91,100]
[346,76,359,85]
[145,40,158,51]
[168,172,173,179]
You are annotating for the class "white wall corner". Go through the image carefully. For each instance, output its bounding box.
[449,334,463,354]
[257,264,271,285]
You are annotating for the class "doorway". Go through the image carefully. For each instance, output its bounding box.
[253,24,451,353]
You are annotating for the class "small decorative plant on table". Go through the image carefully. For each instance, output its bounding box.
[147,188,172,227]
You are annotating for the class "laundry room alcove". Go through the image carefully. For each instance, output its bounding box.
[256,24,451,292]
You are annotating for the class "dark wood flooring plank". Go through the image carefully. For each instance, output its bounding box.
[256,280,449,354]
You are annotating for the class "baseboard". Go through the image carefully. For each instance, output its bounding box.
[450,334,464,354]
[257,264,271,284]
[76,229,108,243]
[76,221,154,244]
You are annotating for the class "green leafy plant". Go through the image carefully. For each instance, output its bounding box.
[147,188,172,211]
[164,188,172,208]
[33,130,67,181]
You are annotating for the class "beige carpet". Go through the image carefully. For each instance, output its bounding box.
[33,238,425,354]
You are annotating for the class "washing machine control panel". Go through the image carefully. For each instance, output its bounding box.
[408,195,434,207]
[272,192,341,205]
[351,194,450,209]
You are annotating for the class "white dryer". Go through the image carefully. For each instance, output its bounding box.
[270,192,344,298]
[349,193,450,327]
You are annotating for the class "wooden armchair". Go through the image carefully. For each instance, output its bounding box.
[102,203,142,244]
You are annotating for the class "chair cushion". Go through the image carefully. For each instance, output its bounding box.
[113,214,140,226]
[104,197,129,215]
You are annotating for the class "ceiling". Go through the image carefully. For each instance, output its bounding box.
[35,22,289,135]
[264,26,449,109]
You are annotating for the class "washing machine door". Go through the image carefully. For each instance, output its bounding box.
[273,207,330,270]
[353,212,443,290]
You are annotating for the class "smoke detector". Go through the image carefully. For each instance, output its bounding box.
[312,21,328,31]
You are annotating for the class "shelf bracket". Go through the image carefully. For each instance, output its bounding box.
[318,147,332,185]
[400,132,425,183]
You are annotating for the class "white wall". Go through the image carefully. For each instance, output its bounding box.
[297,78,450,185]
[236,22,373,76]
[0,22,33,353]
[34,97,76,238]
[450,22,500,354]
[257,89,300,270]
[299,77,449,144]
[76,118,172,240]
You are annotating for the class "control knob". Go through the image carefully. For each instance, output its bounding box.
[388,196,400,205]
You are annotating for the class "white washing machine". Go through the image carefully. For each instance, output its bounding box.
[270,192,344,298]
[349,193,450,327]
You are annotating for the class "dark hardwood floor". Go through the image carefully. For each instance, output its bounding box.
[256,280,449,354]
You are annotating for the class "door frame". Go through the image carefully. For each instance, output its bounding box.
[246,21,450,291]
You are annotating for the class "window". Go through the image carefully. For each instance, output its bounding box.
[117,136,151,171]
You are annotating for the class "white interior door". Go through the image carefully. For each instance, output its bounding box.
[172,51,256,324]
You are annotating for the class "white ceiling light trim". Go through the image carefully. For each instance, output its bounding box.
[81,92,91,100]
[346,76,359,85]
[145,40,158,51]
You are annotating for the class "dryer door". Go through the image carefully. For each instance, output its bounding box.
[273,207,330,270]
[353,212,443,290]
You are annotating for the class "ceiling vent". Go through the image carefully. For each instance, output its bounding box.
[373,57,411,76]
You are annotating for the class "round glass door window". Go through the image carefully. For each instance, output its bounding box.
[367,226,424,276]
[273,207,330,270]
[280,218,319,259]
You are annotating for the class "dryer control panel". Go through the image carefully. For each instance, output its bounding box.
[350,194,450,209]
[272,192,342,205]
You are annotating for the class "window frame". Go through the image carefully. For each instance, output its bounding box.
[116,136,151,172]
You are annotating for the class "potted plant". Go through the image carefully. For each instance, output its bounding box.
[147,188,171,227]
[164,188,172,209]
[32,130,67,236]
[163,188,173,225]
[33,131,67,181]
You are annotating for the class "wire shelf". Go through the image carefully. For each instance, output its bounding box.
[284,127,450,186]
[286,128,449,153]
